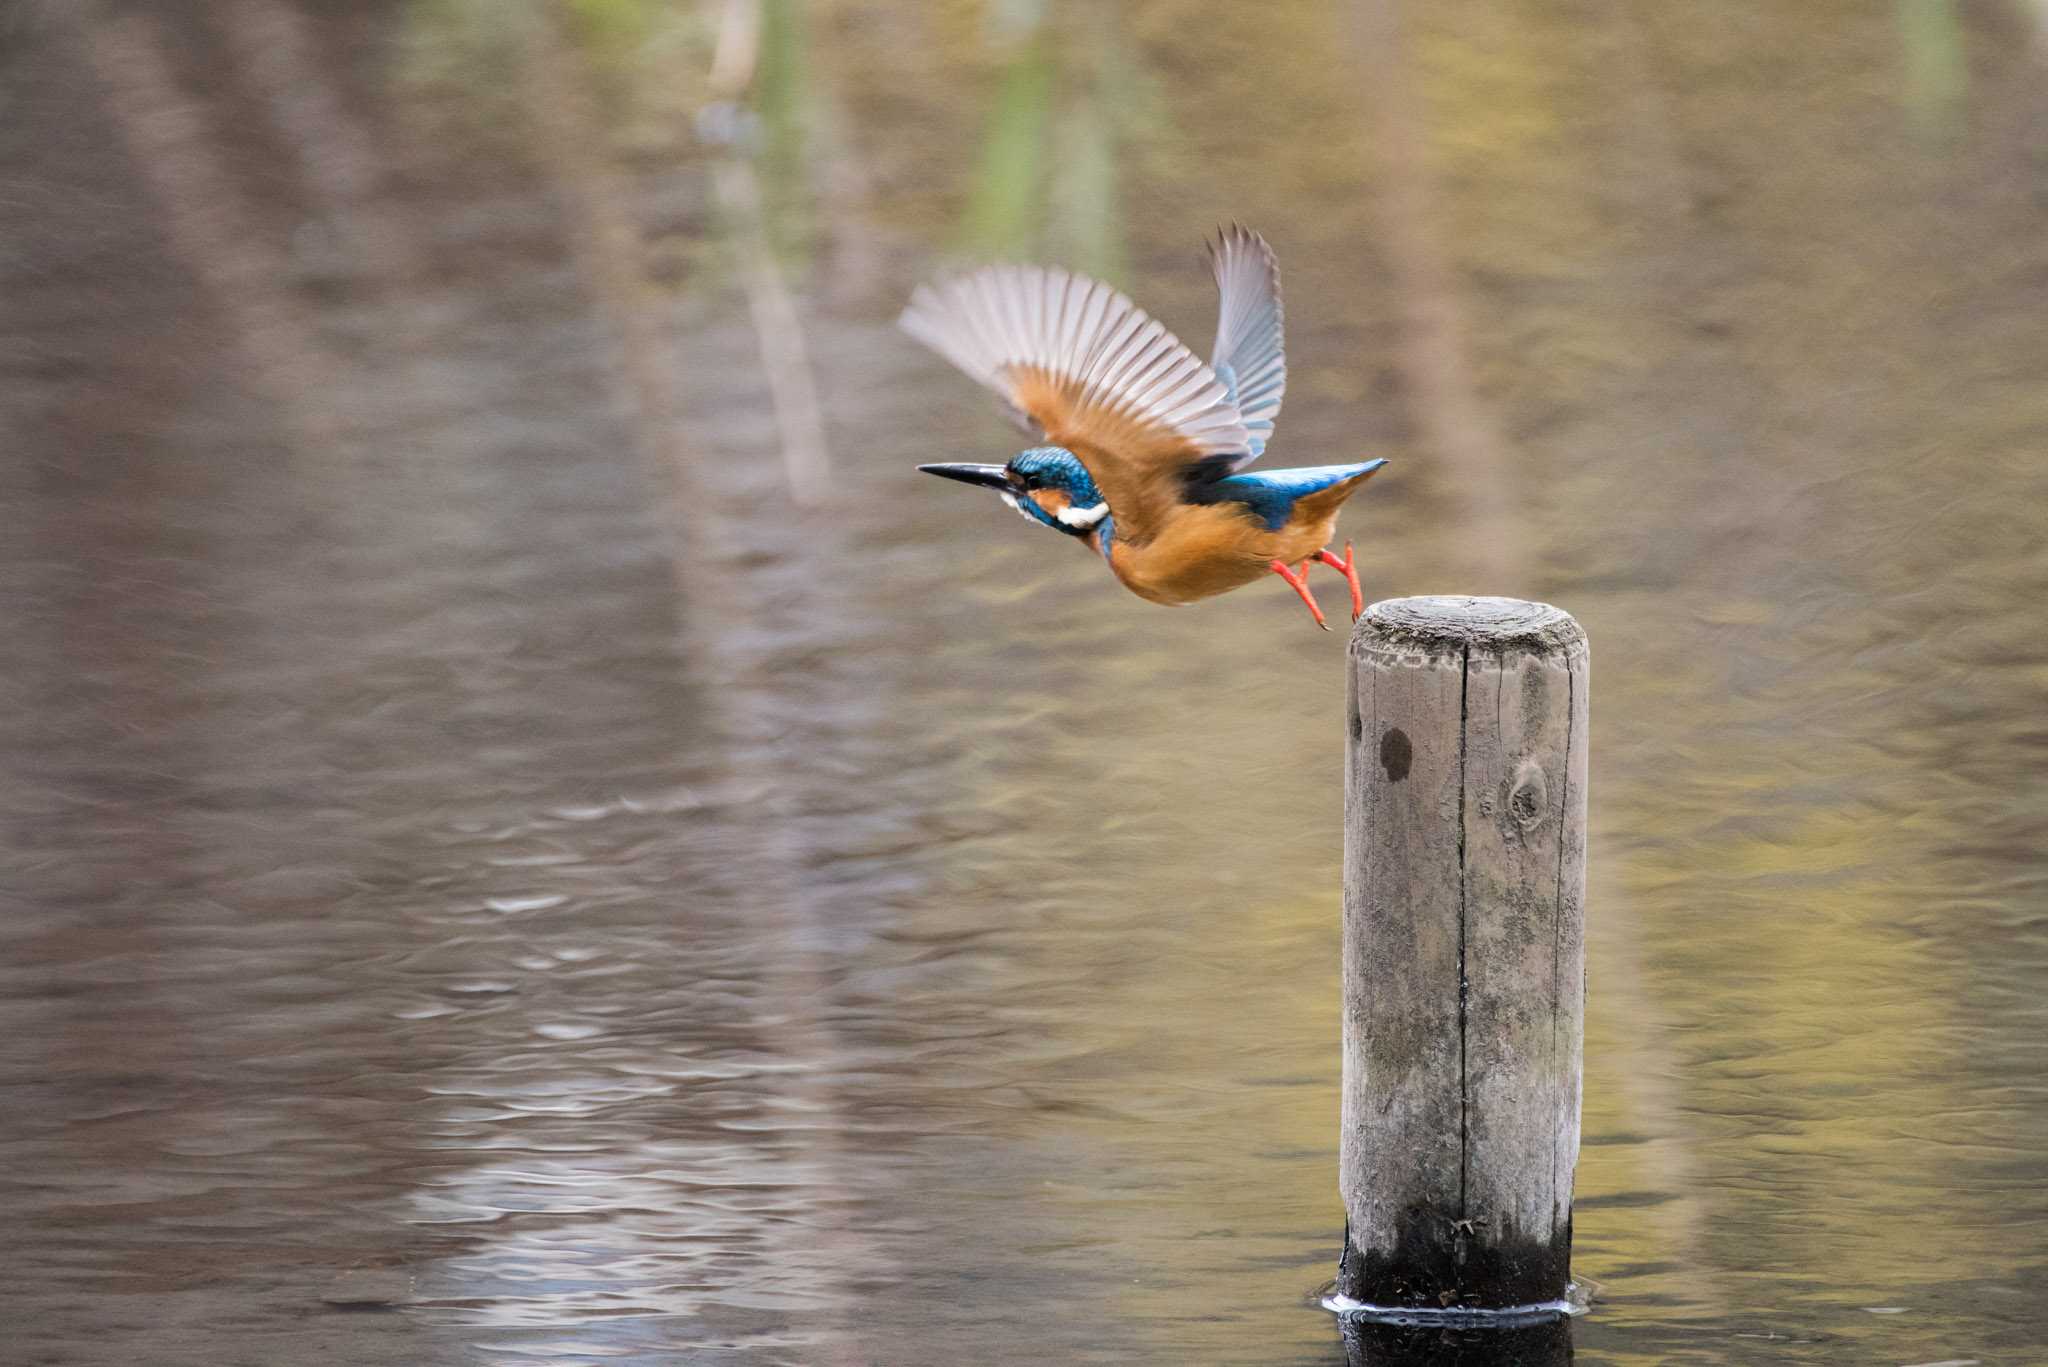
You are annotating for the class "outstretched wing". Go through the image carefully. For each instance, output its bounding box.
[1206,224,1286,465]
[899,264,1251,533]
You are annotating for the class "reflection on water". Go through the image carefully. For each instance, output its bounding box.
[2,2,2045,1364]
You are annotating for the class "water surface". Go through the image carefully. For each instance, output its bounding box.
[2,3,2044,1363]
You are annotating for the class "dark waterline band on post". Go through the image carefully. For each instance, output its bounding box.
[1322,1276,1591,1326]
[1335,1308,1578,1367]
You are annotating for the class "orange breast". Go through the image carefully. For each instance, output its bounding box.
[1106,503,1344,605]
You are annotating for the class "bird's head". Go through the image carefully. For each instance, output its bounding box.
[918,446,1109,538]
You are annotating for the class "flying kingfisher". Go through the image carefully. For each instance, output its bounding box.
[901,224,1386,630]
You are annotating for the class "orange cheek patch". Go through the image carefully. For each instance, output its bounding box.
[1030,489,1073,519]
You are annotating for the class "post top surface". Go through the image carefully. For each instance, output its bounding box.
[1355,596,1585,652]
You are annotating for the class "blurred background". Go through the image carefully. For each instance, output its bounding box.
[2,1,2045,1363]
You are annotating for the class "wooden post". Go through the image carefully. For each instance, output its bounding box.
[1338,596,1588,1316]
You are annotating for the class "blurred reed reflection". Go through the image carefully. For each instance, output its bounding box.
[0,2,2044,1365]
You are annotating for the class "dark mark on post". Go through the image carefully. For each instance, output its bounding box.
[1380,727,1412,781]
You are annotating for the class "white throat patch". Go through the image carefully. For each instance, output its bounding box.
[1002,490,1107,531]
[1056,502,1108,529]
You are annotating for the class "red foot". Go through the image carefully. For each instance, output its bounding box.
[1270,558,1328,630]
[1314,541,1364,620]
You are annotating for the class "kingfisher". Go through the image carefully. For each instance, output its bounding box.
[901,224,1386,629]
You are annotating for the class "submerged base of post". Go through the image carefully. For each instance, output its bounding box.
[1328,1224,1589,1327]
[1326,1223,1590,1327]
[1337,1312,1576,1367]
[1338,596,1589,1320]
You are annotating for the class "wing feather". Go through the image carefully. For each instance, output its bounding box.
[1206,224,1287,465]
[899,263,1251,466]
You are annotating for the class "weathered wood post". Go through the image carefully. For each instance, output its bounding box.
[1337,596,1588,1319]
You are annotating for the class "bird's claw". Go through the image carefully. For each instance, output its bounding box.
[1314,541,1364,621]
[1269,558,1328,630]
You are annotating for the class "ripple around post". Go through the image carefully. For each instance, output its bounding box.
[1319,1277,1591,1327]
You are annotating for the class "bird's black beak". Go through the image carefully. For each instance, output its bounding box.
[918,462,1011,491]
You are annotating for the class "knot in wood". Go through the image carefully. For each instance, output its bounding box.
[1508,760,1548,831]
